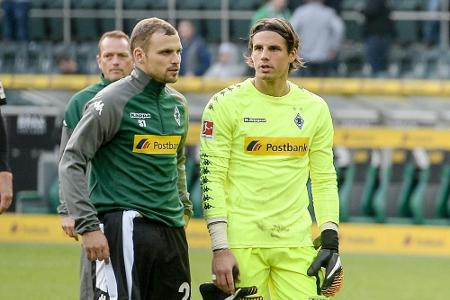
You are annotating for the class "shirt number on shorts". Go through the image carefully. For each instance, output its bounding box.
[178,282,191,300]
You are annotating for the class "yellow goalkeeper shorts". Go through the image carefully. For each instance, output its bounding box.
[231,247,328,300]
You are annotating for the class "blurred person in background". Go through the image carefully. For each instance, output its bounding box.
[1,0,30,41]
[251,0,291,25]
[0,81,13,214]
[56,53,80,74]
[423,0,440,47]
[58,30,133,300]
[324,0,342,15]
[360,0,394,76]
[178,19,211,76]
[59,18,192,299]
[200,18,342,299]
[291,0,344,77]
[205,42,246,79]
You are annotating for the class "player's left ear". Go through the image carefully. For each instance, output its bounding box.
[288,49,297,64]
[133,47,145,65]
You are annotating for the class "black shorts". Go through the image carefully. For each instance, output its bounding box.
[94,210,191,300]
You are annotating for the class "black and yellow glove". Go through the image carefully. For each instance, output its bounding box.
[200,267,262,300]
[199,284,262,300]
[307,229,344,297]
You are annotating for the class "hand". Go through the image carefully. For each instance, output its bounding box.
[81,230,110,262]
[307,229,343,297]
[0,171,13,214]
[307,249,343,297]
[212,249,239,294]
[183,213,190,229]
[60,215,78,241]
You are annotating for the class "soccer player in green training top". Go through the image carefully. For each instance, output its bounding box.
[200,18,343,299]
[57,30,133,300]
[59,18,192,299]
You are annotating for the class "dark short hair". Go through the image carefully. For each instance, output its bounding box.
[97,30,130,55]
[245,18,304,72]
[130,17,177,53]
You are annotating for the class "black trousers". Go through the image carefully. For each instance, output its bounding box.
[94,211,191,300]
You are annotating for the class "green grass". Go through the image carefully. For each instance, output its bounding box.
[1,243,450,300]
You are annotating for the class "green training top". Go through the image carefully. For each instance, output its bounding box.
[200,78,339,248]
[60,67,192,234]
[64,75,110,129]
[58,75,110,215]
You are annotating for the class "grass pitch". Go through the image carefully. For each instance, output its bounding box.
[1,243,449,300]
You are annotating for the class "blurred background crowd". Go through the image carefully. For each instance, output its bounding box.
[1,0,449,79]
[2,0,450,226]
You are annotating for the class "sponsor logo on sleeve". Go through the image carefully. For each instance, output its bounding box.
[244,136,309,156]
[202,120,214,138]
[133,135,181,155]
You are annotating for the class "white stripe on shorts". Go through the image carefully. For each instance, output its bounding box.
[122,210,141,299]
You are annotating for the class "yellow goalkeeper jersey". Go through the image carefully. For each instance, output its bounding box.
[200,78,339,248]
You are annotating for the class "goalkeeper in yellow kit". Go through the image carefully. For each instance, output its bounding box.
[200,18,343,299]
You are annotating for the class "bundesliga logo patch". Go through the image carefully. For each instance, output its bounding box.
[202,120,214,138]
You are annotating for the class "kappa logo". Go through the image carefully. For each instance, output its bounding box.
[93,100,104,116]
[202,120,214,138]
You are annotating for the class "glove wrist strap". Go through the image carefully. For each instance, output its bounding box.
[321,229,339,251]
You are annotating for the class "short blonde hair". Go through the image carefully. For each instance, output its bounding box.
[98,30,130,55]
[130,17,177,53]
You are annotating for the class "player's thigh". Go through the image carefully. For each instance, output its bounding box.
[269,247,326,300]
[133,219,191,299]
[231,248,270,299]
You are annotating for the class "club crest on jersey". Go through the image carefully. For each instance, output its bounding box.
[93,100,104,116]
[202,120,214,138]
[294,113,304,129]
[174,106,181,126]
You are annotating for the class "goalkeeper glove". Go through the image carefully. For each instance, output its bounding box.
[200,266,262,300]
[307,229,344,297]
[199,284,262,300]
